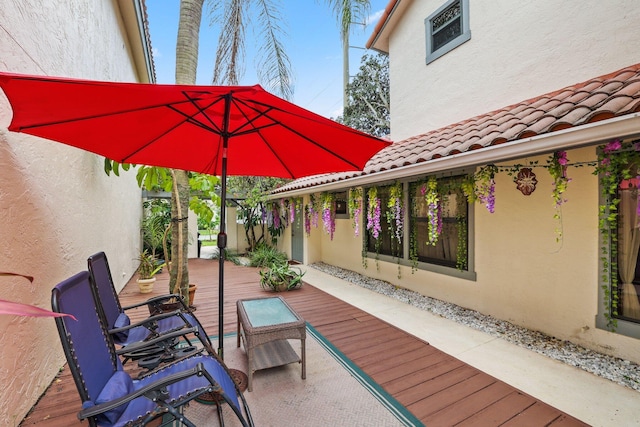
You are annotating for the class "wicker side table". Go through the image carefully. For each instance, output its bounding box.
[236,296,306,391]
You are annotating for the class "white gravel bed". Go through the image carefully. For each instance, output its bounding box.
[310,262,640,392]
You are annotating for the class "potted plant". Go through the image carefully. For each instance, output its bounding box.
[259,259,305,292]
[136,250,164,294]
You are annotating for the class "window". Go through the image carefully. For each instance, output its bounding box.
[365,185,404,258]
[595,142,640,338]
[334,191,348,219]
[425,0,471,64]
[410,177,468,270]
[361,176,473,278]
[612,177,640,324]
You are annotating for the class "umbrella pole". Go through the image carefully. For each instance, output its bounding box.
[217,95,232,358]
[217,167,226,358]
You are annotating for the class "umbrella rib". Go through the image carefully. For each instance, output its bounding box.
[10,98,207,132]
[119,119,188,163]
[223,97,297,177]
[231,98,365,171]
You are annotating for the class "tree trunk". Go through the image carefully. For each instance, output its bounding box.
[170,0,204,303]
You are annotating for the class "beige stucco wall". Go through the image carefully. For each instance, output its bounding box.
[296,146,640,364]
[388,0,640,141]
[0,1,145,424]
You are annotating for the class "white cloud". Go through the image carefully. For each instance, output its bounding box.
[152,47,162,59]
[365,9,385,27]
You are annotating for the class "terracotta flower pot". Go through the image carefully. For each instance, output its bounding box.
[188,284,197,306]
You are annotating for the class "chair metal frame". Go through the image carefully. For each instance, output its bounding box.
[88,252,212,369]
[52,270,254,427]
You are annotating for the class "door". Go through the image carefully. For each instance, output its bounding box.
[291,207,304,263]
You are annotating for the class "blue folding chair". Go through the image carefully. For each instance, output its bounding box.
[88,252,213,369]
[52,271,254,427]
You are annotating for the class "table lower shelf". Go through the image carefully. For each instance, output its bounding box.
[251,339,301,372]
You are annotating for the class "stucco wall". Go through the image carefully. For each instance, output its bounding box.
[388,0,640,141]
[0,1,144,424]
[302,146,640,364]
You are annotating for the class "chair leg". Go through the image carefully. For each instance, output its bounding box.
[216,401,225,427]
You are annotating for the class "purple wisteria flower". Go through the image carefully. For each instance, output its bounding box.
[290,200,295,223]
[304,206,311,236]
[425,178,440,244]
[604,139,622,153]
[636,176,640,218]
[273,205,280,229]
[367,197,382,239]
[394,198,404,241]
[322,205,335,240]
[372,199,381,239]
[478,179,495,213]
[308,205,318,228]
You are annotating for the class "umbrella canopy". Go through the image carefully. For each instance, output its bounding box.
[0,72,391,355]
[0,73,388,177]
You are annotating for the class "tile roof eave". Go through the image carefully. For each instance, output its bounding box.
[273,64,640,197]
[271,112,640,197]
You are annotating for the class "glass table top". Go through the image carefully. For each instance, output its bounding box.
[241,297,298,327]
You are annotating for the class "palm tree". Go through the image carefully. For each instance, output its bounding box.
[170,0,293,302]
[324,0,371,104]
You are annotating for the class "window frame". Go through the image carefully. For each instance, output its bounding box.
[363,175,476,281]
[425,0,471,65]
[596,151,640,338]
[410,178,468,270]
[333,191,349,219]
[364,184,404,259]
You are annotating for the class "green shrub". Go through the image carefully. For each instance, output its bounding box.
[249,243,288,268]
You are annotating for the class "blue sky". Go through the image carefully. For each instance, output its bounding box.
[146,0,388,119]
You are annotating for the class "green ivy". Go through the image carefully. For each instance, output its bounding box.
[592,139,640,330]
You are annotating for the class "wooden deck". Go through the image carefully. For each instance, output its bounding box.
[20,259,588,426]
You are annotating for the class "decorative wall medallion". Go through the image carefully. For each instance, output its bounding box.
[515,167,537,195]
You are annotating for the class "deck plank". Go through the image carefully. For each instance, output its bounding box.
[20,259,588,426]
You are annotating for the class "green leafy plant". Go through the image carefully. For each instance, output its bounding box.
[348,187,363,235]
[547,151,571,242]
[259,260,305,292]
[248,243,288,268]
[136,250,165,280]
[142,199,171,260]
[592,139,638,329]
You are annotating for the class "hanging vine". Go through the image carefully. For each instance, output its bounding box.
[547,151,572,242]
[348,187,363,236]
[321,192,336,240]
[475,165,497,213]
[387,182,404,254]
[423,177,441,245]
[366,186,382,269]
[592,139,640,329]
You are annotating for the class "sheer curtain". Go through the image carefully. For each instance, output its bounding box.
[618,188,640,319]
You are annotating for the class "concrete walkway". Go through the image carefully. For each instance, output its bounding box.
[298,266,640,427]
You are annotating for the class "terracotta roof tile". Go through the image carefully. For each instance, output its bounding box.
[274,63,640,194]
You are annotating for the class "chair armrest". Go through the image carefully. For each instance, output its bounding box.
[109,310,188,335]
[121,294,182,311]
[113,325,197,354]
[107,310,186,337]
[78,364,214,420]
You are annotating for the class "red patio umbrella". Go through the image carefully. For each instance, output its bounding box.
[0,72,391,355]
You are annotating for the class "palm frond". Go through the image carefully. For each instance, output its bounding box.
[254,0,294,99]
[212,0,247,85]
[323,0,371,40]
